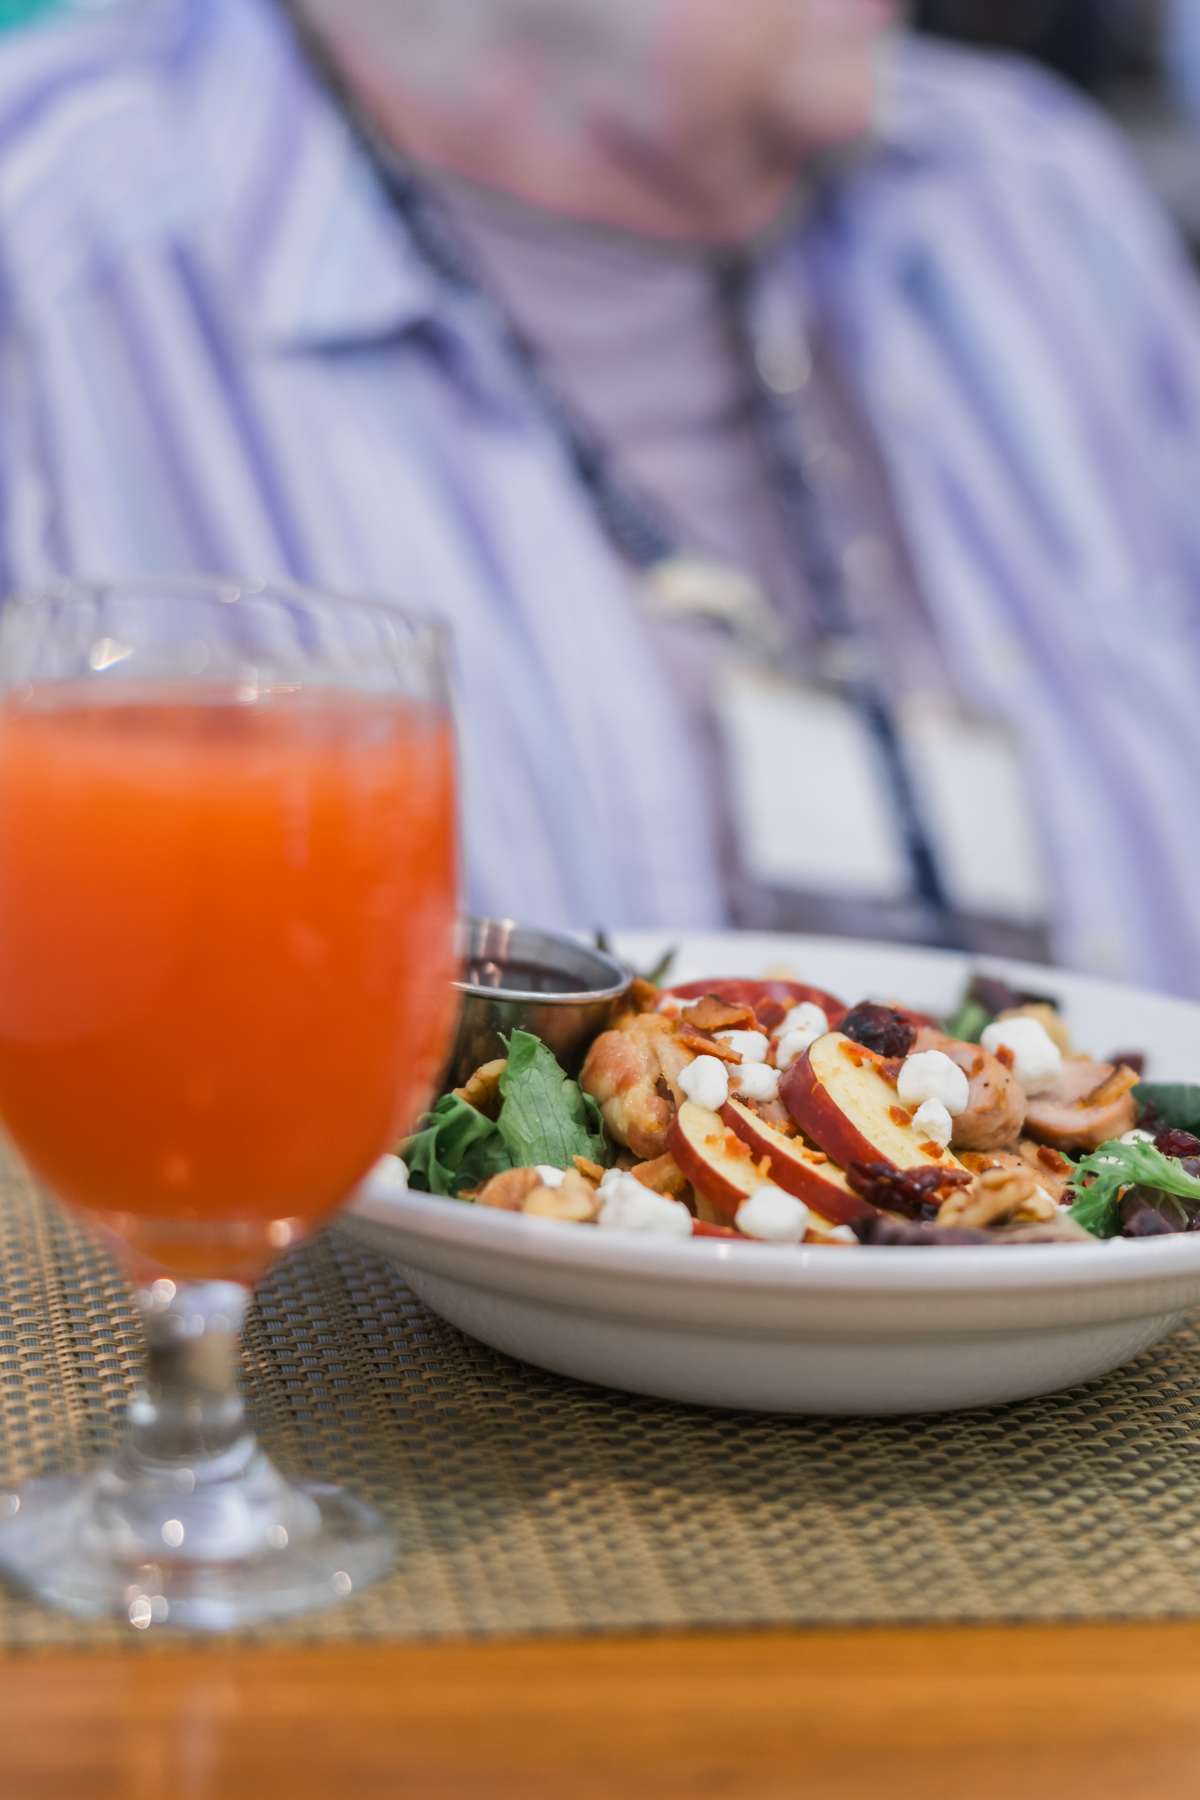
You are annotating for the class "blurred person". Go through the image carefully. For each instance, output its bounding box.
[2,3,1200,991]
[913,0,1126,89]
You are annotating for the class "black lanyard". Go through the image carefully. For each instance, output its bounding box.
[294,19,959,942]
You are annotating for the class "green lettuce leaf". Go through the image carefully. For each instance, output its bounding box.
[942,998,992,1044]
[402,1094,513,1198]
[1134,1083,1200,1134]
[497,1030,613,1171]
[1069,1139,1200,1239]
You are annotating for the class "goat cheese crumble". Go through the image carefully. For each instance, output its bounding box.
[897,1050,970,1117]
[911,1097,954,1148]
[774,1004,829,1069]
[735,1185,810,1243]
[370,1154,409,1193]
[980,1017,1063,1095]
[730,1062,780,1104]
[679,1055,730,1111]
[598,1173,693,1236]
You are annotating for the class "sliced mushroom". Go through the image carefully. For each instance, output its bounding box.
[913,1028,1026,1151]
[1022,1060,1139,1155]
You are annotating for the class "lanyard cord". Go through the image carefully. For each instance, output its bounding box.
[298,25,958,938]
[713,257,956,931]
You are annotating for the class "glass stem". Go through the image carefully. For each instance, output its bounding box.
[123,1280,252,1478]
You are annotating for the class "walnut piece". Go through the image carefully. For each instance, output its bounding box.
[453,1058,508,1120]
[477,1167,542,1211]
[938,1167,1058,1230]
[522,1169,602,1223]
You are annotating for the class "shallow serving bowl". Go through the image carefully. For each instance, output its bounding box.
[344,931,1200,1416]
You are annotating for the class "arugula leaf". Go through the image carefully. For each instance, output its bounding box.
[1134,1082,1200,1134]
[497,1030,613,1171]
[1069,1139,1200,1239]
[402,1094,513,1198]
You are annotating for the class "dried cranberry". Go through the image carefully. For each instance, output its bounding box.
[1154,1127,1200,1161]
[1138,1100,1162,1132]
[840,1003,917,1059]
[1109,1052,1146,1077]
[845,1159,971,1219]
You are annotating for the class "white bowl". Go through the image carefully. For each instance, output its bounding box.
[343,932,1200,1416]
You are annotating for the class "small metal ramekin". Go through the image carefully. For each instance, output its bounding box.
[444,918,631,1089]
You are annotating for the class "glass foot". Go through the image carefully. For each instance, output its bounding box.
[0,1466,395,1631]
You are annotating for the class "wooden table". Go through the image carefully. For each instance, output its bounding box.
[4,1620,1200,1798]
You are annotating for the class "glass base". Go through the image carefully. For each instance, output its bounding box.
[0,1462,396,1631]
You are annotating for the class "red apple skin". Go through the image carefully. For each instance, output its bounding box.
[779,1036,967,1176]
[668,1105,760,1219]
[719,1098,875,1228]
[779,1049,881,1170]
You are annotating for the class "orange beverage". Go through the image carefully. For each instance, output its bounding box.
[0,685,458,1279]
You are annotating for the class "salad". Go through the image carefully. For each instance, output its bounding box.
[396,968,1200,1248]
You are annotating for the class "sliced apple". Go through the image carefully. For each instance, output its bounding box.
[719,1097,875,1228]
[668,1102,766,1220]
[780,1033,968,1176]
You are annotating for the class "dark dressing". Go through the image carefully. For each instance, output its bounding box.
[465,958,584,995]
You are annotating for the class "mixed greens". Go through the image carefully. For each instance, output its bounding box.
[1068,1138,1200,1238]
[403,1030,613,1198]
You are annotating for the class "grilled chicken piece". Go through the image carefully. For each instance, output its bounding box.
[1022,1060,1139,1155]
[580,1013,695,1160]
[914,1028,1026,1151]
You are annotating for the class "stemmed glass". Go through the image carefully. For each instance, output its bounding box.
[0,578,460,1628]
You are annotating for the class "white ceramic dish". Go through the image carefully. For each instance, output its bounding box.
[343,932,1200,1416]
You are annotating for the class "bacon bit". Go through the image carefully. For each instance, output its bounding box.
[755,1154,773,1182]
[1037,1145,1072,1174]
[627,977,659,1014]
[680,994,759,1033]
[723,1131,753,1164]
[573,1156,606,1185]
[839,1041,866,1068]
[754,998,788,1033]
[889,1105,913,1127]
[878,1059,903,1087]
[677,1023,743,1064]
[918,1142,943,1158]
[1082,1064,1141,1108]
[801,1149,829,1165]
[995,1045,1015,1070]
[960,1152,1003,1174]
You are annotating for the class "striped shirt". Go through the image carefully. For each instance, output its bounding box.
[2,1,1200,992]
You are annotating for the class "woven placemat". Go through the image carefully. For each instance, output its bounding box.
[4,1138,1200,1649]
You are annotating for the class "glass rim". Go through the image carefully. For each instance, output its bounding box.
[4,573,451,663]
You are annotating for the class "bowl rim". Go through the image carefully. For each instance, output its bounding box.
[352,1178,1200,1296]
